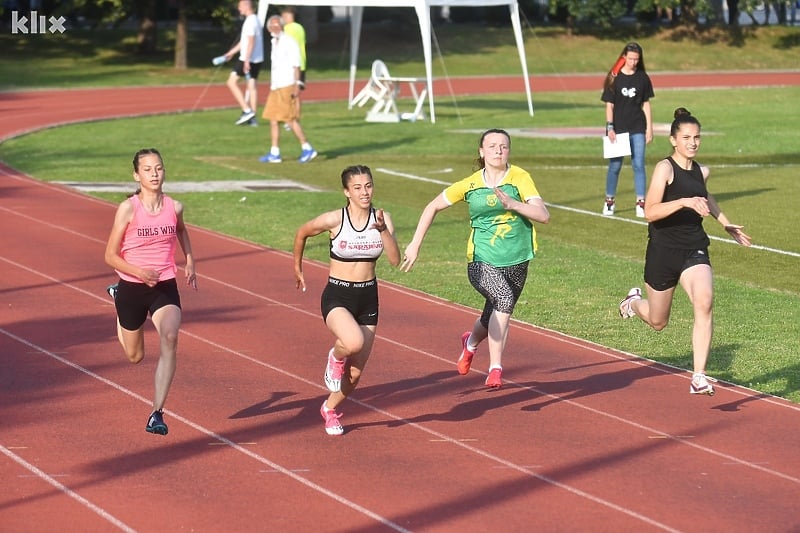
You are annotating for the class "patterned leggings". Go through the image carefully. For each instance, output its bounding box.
[467,261,529,328]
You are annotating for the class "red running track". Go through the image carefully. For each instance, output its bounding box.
[2,73,800,531]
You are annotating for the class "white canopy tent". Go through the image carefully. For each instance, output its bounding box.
[257,1,533,123]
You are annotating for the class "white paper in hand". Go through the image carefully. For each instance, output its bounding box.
[603,132,632,159]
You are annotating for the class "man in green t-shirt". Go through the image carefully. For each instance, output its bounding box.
[280,7,306,91]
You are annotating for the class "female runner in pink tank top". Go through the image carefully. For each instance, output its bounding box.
[104,148,197,436]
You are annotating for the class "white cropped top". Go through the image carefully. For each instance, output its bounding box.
[330,207,384,262]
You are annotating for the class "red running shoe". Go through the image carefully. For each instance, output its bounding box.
[485,368,503,388]
[457,331,475,375]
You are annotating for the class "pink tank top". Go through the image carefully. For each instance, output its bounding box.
[116,195,179,283]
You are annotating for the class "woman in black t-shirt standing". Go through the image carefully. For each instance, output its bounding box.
[618,108,751,396]
[601,42,655,218]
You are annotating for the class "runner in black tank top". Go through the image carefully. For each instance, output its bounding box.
[617,108,751,397]
[648,157,710,250]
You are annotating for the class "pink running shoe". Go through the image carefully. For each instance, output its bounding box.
[619,287,642,318]
[457,331,475,375]
[324,349,345,393]
[485,368,503,388]
[320,402,344,436]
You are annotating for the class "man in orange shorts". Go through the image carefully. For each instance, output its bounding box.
[259,14,317,164]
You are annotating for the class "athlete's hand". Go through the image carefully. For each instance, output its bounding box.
[185,268,198,290]
[295,270,307,293]
[139,268,160,287]
[371,208,387,233]
[725,225,752,247]
[400,243,420,272]
[685,196,710,217]
[493,187,517,209]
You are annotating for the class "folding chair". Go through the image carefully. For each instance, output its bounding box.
[351,60,400,122]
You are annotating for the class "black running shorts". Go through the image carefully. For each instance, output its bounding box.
[115,278,181,331]
[644,242,711,291]
[320,277,379,326]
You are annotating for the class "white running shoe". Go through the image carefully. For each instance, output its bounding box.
[635,199,645,218]
[619,287,642,318]
[602,198,615,216]
[690,373,717,396]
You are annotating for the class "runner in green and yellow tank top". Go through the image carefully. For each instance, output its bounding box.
[402,129,550,388]
[444,164,541,267]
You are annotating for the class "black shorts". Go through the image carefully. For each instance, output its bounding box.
[115,278,181,331]
[644,241,711,291]
[234,60,262,80]
[320,277,378,326]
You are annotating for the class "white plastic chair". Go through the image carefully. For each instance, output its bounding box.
[351,60,398,120]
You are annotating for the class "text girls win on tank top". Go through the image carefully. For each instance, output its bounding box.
[117,195,179,283]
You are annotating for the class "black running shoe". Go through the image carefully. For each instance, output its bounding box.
[235,110,255,125]
[106,283,118,300]
[146,410,168,435]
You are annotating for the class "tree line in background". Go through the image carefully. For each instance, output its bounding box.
[2,0,795,68]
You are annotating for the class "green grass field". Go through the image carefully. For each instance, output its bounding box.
[1,23,798,401]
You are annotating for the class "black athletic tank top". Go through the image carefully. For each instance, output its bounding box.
[648,157,710,249]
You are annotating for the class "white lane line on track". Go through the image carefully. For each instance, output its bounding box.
[0,327,412,533]
[3,164,798,258]
[0,445,137,533]
[2,187,799,408]
[0,325,679,532]
[3,170,800,531]
[4,246,800,532]
[2,172,799,411]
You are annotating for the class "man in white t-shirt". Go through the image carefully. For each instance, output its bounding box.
[259,15,317,163]
[221,1,264,126]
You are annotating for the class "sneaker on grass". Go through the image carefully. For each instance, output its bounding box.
[235,109,255,125]
[259,153,282,163]
[635,199,646,218]
[619,287,642,318]
[602,198,615,216]
[298,148,317,163]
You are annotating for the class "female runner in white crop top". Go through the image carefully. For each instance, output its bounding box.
[293,165,400,435]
